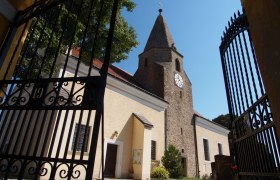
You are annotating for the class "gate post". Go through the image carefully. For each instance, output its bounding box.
[0,0,35,47]
[241,0,280,144]
[0,0,35,80]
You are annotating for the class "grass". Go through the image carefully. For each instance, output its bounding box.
[183,178,201,180]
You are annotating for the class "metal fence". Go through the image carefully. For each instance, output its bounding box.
[220,10,280,180]
[0,0,119,179]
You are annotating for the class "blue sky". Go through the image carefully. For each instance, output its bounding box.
[114,0,242,119]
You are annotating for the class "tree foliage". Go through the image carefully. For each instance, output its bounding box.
[151,166,169,179]
[161,144,183,178]
[212,114,231,128]
[16,0,138,79]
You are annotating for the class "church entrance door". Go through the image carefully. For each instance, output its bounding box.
[104,144,118,178]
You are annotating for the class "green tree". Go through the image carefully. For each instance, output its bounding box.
[161,144,183,178]
[16,0,138,79]
[212,114,231,128]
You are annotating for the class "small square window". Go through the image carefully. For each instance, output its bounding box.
[72,124,90,152]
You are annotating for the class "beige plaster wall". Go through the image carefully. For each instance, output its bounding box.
[96,84,165,179]
[142,126,152,179]
[195,121,230,177]
[132,118,144,179]
[46,66,166,179]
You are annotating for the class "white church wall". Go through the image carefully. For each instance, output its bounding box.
[195,115,230,177]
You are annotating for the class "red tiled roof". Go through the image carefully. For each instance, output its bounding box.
[70,48,141,86]
[71,47,80,58]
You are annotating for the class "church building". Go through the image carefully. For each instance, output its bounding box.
[63,9,230,179]
[0,9,230,180]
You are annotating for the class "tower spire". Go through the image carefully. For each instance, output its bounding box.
[144,7,175,51]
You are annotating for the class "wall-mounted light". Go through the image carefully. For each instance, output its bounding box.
[113,131,118,137]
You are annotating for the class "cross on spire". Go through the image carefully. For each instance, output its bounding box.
[159,0,163,14]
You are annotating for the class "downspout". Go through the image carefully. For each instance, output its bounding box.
[164,109,167,150]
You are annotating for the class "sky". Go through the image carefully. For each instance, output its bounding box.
[114,0,242,120]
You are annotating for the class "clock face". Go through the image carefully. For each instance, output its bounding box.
[174,73,183,88]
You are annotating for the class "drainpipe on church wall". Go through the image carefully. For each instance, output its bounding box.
[241,0,280,144]
[164,109,167,150]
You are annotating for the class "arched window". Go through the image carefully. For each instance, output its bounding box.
[144,58,148,67]
[176,59,180,72]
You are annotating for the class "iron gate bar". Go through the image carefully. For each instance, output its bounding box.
[15,0,67,27]
[48,8,73,79]
[0,0,121,179]
[237,32,252,105]
[239,172,280,177]
[220,11,248,52]
[241,30,259,103]
[0,0,64,71]
[229,41,244,114]
[232,38,246,112]
[86,0,121,179]
[234,35,249,109]
[87,0,105,77]
[60,0,86,81]
[234,122,275,143]
[36,5,63,79]
[223,50,237,116]
[220,10,280,179]
[73,0,98,78]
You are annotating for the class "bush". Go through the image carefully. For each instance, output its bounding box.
[161,144,184,178]
[151,166,170,179]
[201,174,211,180]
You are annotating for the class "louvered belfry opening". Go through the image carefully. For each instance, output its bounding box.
[0,0,120,179]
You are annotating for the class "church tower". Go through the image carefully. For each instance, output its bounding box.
[134,10,197,177]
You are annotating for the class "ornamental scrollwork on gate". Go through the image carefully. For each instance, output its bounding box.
[0,157,86,179]
[233,95,273,138]
[0,76,100,110]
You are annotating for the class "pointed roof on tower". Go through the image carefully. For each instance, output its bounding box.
[144,10,175,51]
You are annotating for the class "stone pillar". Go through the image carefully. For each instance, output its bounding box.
[0,0,35,47]
[241,0,280,143]
[0,0,35,80]
[0,14,10,49]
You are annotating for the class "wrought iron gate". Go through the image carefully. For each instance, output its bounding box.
[220,10,280,179]
[0,0,119,179]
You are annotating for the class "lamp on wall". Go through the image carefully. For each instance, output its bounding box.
[113,131,118,137]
